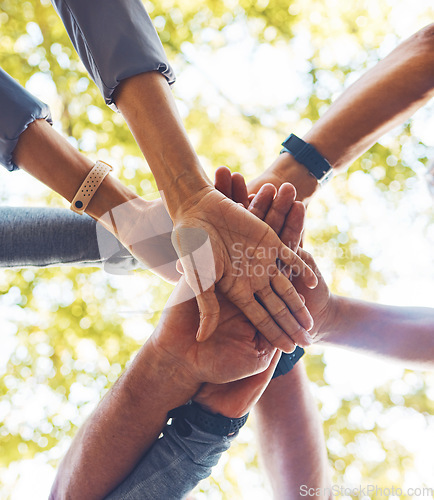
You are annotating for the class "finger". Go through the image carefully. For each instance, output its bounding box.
[176,259,184,274]
[231,172,249,208]
[214,166,232,198]
[248,184,276,220]
[248,194,256,204]
[270,271,314,341]
[255,282,313,346]
[277,243,318,289]
[297,248,323,281]
[196,287,220,342]
[264,183,296,235]
[279,201,305,251]
[238,299,296,353]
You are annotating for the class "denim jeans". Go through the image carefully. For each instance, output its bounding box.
[105,422,234,500]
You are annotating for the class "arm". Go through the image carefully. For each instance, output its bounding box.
[9,0,318,346]
[105,422,236,500]
[292,249,434,370]
[254,363,332,500]
[50,339,201,500]
[321,295,434,370]
[50,180,301,499]
[249,23,434,200]
[212,171,332,497]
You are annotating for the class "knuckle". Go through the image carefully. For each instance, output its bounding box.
[256,285,274,298]
[256,315,274,331]
[273,306,290,322]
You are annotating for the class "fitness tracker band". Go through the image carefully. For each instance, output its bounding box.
[272,346,305,379]
[70,160,113,215]
[168,401,249,437]
[280,133,333,185]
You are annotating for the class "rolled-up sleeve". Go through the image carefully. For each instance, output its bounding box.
[51,0,176,109]
[0,67,52,171]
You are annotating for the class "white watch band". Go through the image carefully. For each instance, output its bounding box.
[70,160,112,215]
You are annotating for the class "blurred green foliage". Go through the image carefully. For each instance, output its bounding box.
[0,0,433,498]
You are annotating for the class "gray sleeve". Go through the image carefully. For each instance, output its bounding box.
[0,207,138,271]
[0,67,52,171]
[105,422,234,500]
[50,0,176,109]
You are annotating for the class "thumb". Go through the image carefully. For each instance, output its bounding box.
[196,286,220,342]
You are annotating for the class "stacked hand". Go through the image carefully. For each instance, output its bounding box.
[151,168,310,418]
[171,182,318,352]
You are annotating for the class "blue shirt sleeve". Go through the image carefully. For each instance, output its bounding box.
[105,421,234,500]
[0,67,52,171]
[50,0,176,109]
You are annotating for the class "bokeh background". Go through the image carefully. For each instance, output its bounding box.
[0,0,434,498]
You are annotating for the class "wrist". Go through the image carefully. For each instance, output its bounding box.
[164,172,213,221]
[249,155,318,203]
[86,174,141,221]
[317,293,341,341]
[137,339,201,400]
[273,154,319,202]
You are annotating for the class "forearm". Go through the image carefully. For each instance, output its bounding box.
[304,24,434,169]
[105,422,233,500]
[51,340,200,500]
[252,24,434,201]
[254,362,331,499]
[13,119,138,222]
[114,72,212,218]
[321,295,434,369]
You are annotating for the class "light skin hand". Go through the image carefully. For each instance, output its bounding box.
[194,168,310,418]
[172,185,317,352]
[114,71,318,350]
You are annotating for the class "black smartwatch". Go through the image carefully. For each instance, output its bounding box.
[168,401,249,437]
[280,133,333,185]
[272,346,305,379]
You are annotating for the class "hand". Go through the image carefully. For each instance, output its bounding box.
[172,184,318,352]
[247,154,318,204]
[193,170,309,418]
[245,171,334,340]
[291,248,335,341]
[150,278,277,386]
[96,197,181,283]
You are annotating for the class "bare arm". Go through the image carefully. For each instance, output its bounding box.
[250,23,434,201]
[50,338,200,500]
[292,249,434,370]
[321,295,434,370]
[254,363,332,499]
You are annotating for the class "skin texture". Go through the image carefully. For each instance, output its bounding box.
[114,71,318,348]
[248,23,434,202]
[13,73,318,349]
[247,25,434,498]
[50,180,304,500]
[12,119,181,282]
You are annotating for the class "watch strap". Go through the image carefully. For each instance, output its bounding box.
[70,160,112,215]
[168,401,248,437]
[280,134,333,184]
[272,346,305,379]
